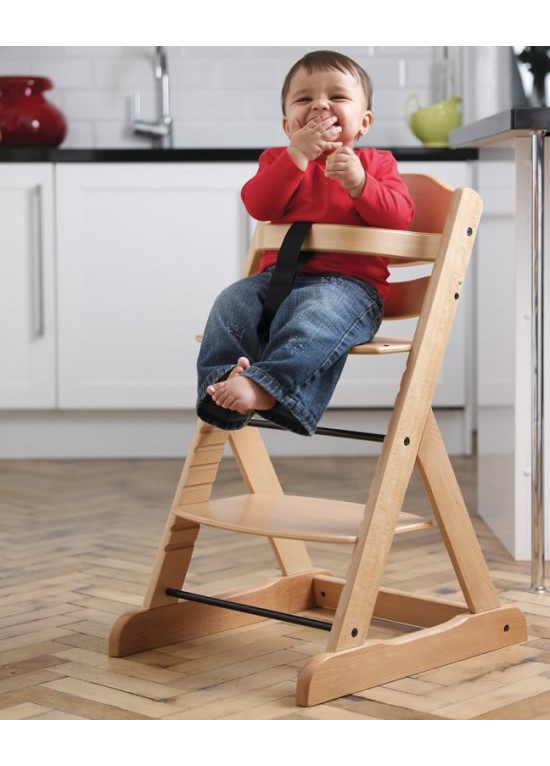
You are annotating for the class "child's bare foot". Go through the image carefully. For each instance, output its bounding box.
[207,357,250,398]
[209,374,275,415]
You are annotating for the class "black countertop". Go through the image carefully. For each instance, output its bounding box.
[450,107,550,148]
[0,146,478,163]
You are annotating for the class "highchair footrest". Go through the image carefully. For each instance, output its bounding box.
[350,334,413,354]
[175,493,432,544]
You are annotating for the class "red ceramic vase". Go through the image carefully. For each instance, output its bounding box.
[0,76,67,148]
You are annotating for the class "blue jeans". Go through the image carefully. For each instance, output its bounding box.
[196,268,383,435]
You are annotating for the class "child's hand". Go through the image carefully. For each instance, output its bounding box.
[287,115,342,169]
[325,146,366,197]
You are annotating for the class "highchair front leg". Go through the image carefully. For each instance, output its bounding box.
[109,420,323,658]
[108,421,228,655]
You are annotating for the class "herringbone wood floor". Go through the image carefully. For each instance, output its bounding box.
[1,450,550,721]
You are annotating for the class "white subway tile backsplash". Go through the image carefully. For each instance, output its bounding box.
[0,58,33,75]
[3,46,66,59]
[360,58,403,89]
[170,60,216,89]
[377,46,433,57]
[404,57,435,89]
[0,45,459,148]
[212,60,280,89]
[177,121,279,149]
[173,46,252,60]
[371,121,423,148]
[242,91,281,122]
[26,58,94,89]
[179,90,247,123]
[373,88,429,121]
[243,46,313,61]
[64,89,130,121]
[93,57,153,90]
[62,121,94,148]
[64,46,122,58]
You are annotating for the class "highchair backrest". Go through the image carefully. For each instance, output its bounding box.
[242,173,454,326]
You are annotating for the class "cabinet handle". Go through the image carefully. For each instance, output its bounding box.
[30,185,45,340]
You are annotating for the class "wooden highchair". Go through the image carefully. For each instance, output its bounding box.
[108,174,527,706]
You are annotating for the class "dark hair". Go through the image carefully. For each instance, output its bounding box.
[281,50,373,113]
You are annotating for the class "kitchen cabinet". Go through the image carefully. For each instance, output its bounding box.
[56,163,252,408]
[0,165,56,408]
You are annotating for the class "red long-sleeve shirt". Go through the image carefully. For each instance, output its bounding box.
[241,147,415,301]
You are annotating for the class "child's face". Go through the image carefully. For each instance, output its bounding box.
[282,66,372,147]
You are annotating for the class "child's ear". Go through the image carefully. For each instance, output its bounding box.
[357,110,373,137]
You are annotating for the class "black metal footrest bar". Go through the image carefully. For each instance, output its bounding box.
[249,417,385,443]
[165,588,332,631]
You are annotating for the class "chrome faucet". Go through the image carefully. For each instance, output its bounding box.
[132,46,173,148]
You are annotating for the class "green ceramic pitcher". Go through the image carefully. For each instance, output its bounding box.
[405,94,462,147]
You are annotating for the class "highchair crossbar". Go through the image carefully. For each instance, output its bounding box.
[248,417,386,442]
[165,587,333,631]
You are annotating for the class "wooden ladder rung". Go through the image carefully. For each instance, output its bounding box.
[175,494,432,544]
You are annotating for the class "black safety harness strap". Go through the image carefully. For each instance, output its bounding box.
[257,221,313,343]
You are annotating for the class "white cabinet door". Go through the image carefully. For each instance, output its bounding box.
[56,163,253,408]
[0,165,56,408]
[331,161,473,407]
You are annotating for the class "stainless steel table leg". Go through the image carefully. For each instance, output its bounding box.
[529,130,548,593]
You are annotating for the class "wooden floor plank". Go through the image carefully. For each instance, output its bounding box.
[1,454,549,719]
[42,677,188,718]
[436,676,550,719]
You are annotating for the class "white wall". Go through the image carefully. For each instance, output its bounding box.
[0,46,454,149]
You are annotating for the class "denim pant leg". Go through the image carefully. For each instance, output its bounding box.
[196,271,383,435]
[196,271,273,429]
[242,273,383,435]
